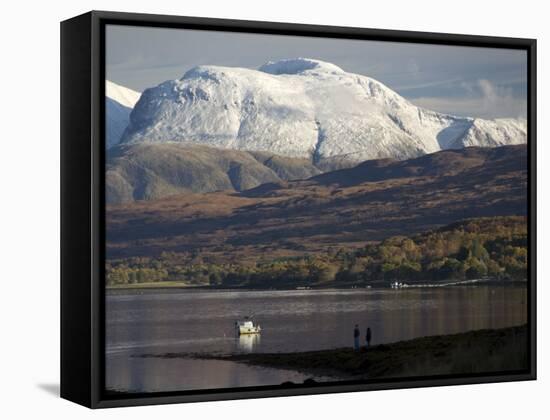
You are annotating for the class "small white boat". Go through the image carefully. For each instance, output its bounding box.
[235,317,261,335]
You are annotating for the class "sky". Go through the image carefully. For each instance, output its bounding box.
[106,24,527,119]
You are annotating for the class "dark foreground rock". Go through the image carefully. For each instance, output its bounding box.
[221,325,528,380]
[137,325,528,381]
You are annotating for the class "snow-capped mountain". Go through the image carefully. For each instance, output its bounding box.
[120,58,526,166]
[106,80,141,149]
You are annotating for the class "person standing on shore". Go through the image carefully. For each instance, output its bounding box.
[366,327,372,348]
[353,324,360,351]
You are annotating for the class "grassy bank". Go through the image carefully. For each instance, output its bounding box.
[107,278,526,291]
[107,281,192,290]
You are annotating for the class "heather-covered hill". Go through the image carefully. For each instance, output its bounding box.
[106,145,527,261]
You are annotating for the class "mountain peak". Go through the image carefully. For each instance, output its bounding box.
[106,81,141,149]
[119,61,527,165]
[258,58,344,75]
[106,80,141,108]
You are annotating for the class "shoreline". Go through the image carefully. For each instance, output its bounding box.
[223,325,528,380]
[136,325,528,381]
[107,278,527,292]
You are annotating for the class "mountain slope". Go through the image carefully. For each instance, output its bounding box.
[106,145,527,260]
[106,143,321,204]
[305,144,525,188]
[120,58,526,165]
[106,81,141,149]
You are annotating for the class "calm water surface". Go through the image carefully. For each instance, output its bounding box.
[106,286,527,393]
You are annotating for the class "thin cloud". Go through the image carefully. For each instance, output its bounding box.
[395,77,463,92]
[411,79,526,119]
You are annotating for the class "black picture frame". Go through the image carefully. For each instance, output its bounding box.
[60,10,537,409]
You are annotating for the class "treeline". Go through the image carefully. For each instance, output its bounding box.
[338,216,527,284]
[106,216,527,287]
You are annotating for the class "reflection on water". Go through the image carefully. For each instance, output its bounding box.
[237,334,261,352]
[106,286,527,393]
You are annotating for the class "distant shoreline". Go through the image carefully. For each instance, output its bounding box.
[106,278,526,292]
[136,325,527,381]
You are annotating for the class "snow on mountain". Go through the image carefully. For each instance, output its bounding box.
[106,81,141,149]
[106,80,140,108]
[120,58,526,165]
[449,118,527,149]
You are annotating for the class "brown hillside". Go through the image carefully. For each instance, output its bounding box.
[106,145,527,260]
